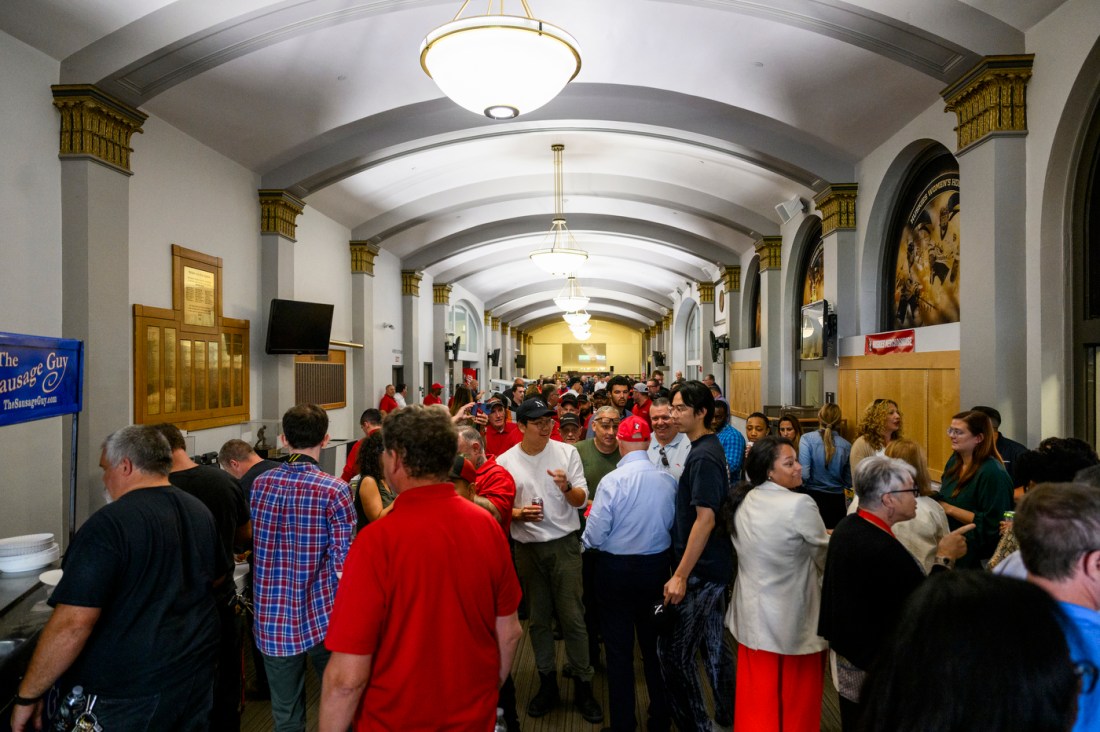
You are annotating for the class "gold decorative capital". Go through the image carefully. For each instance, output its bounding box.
[259,189,306,241]
[504,324,512,337]
[432,283,452,305]
[813,184,858,236]
[643,328,652,339]
[655,322,664,335]
[697,282,715,304]
[490,316,501,329]
[483,311,493,326]
[754,236,783,272]
[723,265,741,294]
[349,240,380,275]
[942,55,1034,152]
[401,270,423,297]
[51,85,147,174]
[662,314,672,330]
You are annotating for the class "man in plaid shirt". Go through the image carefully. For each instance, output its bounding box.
[252,403,355,732]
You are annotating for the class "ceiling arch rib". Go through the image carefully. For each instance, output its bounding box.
[263,87,855,196]
[492,291,665,324]
[399,214,735,272]
[428,243,707,292]
[485,279,674,313]
[65,0,1014,107]
[511,304,655,330]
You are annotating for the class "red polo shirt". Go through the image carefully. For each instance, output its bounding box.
[485,422,521,457]
[476,457,517,535]
[379,394,398,414]
[326,484,521,731]
[423,394,442,406]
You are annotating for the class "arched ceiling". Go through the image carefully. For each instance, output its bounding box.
[0,0,1070,335]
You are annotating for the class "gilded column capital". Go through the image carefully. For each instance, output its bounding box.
[754,236,783,272]
[942,55,1034,153]
[697,282,715,304]
[491,316,501,329]
[401,270,423,297]
[258,189,306,241]
[655,322,664,335]
[484,311,493,326]
[51,85,147,174]
[504,324,512,338]
[643,328,652,340]
[432,283,452,305]
[662,314,672,330]
[723,265,741,293]
[349,240,380,275]
[813,184,858,236]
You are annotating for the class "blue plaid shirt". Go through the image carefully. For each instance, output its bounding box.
[715,424,746,479]
[251,457,354,656]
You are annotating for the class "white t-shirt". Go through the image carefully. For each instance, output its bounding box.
[498,440,588,544]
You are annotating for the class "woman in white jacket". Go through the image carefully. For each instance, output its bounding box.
[725,435,830,732]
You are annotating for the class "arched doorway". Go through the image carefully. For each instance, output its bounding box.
[1074,97,1100,448]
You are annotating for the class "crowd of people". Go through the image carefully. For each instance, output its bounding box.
[11,371,1099,732]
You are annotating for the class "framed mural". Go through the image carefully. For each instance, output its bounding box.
[885,152,961,329]
[802,239,824,307]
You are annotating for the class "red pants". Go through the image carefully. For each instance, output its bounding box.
[733,644,825,732]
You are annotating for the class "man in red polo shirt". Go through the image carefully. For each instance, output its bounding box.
[484,394,521,456]
[423,382,443,406]
[320,406,522,731]
[378,384,398,414]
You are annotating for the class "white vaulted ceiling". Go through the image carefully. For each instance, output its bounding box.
[0,0,1068,331]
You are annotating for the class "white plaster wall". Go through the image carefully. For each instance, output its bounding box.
[415,271,435,399]
[292,206,354,439]
[129,115,263,455]
[0,31,66,540]
[371,250,404,404]
[1024,0,1100,442]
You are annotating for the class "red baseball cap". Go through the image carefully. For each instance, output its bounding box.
[617,415,651,443]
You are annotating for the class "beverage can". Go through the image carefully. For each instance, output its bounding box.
[531,497,544,508]
[1002,511,1015,522]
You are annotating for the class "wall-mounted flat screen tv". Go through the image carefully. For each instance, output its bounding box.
[265,299,334,355]
[800,299,827,360]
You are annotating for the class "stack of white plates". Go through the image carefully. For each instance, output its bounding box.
[0,534,59,573]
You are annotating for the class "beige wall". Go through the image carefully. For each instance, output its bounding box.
[527,320,643,377]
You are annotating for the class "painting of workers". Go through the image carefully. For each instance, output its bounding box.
[888,163,961,329]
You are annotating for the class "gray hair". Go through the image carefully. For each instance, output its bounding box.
[593,405,620,420]
[854,454,916,509]
[1016,482,1100,581]
[102,425,172,476]
[456,425,484,450]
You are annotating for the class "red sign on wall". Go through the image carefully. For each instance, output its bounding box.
[865,329,916,355]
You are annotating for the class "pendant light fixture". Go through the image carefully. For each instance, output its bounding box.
[529,144,588,276]
[420,1,582,120]
[563,310,590,326]
[553,276,589,312]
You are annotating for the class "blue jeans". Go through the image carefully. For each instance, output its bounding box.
[657,577,731,731]
[72,671,214,731]
[262,642,331,732]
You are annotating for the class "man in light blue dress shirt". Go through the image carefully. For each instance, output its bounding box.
[583,416,677,732]
[647,398,692,480]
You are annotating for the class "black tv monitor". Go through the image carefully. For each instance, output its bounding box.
[265,299,334,355]
[800,300,827,360]
[515,354,527,369]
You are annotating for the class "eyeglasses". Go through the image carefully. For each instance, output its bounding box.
[946,428,968,437]
[658,446,669,467]
[527,418,554,430]
[670,404,692,413]
[884,488,920,497]
[1076,662,1098,695]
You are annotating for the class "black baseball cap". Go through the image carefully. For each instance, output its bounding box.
[517,398,556,424]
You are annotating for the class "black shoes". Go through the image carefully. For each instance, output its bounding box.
[527,672,560,717]
[574,679,604,724]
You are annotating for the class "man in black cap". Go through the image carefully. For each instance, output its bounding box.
[497,399,602,723]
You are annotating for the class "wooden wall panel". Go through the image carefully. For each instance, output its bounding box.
[729,361,761,418]
[838,351,959,482]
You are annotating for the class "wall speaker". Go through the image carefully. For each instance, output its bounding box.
[775,197,806,225]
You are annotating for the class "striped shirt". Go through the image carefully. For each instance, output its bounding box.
[251,457,355,656]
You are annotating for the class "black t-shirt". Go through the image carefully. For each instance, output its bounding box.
[239,458,280,503]
[170,465,248,581]
[50,486,220,697]
[672,433,733,585]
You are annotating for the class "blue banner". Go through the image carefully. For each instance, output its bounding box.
[0,332,84,428]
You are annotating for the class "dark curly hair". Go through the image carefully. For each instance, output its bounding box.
[383,405,457,481]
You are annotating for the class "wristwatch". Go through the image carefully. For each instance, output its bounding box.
[13,692,41,706]
[564,481,573,493]
[933,555,955,570]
